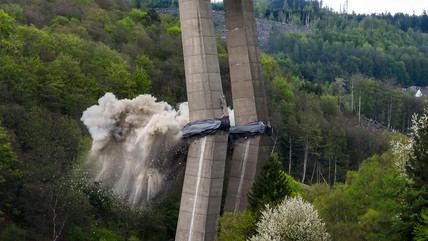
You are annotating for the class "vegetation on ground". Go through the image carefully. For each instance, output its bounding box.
[0,0,428,240]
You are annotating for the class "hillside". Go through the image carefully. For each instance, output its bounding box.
[156,7,313,52]
[0,1,427,240]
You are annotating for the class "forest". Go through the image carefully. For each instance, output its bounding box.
[0,0,427,240]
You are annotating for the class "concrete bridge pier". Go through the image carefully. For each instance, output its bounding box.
[223,0,270,212]
[176,0,270,237]
[175,0,229,240]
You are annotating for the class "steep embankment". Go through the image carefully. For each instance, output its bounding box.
[156,8,313,52]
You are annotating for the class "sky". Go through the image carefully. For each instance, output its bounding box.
[321,0,428,15]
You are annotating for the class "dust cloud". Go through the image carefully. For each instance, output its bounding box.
[81,93,189,206]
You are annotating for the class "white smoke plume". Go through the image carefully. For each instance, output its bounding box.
[81,93,189,206]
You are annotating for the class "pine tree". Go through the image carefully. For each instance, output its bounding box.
[247,154,300,215]
[414,208,428,241]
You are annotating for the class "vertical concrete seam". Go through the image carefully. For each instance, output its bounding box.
[235,137,251,211]
[242,0,260,104]
[196,1,215,117]
[189,136,207,241]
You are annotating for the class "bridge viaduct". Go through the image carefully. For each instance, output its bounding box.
[175,0,270,239]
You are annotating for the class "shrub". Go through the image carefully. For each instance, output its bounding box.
[1,224,26,241]
[250,196,330,241]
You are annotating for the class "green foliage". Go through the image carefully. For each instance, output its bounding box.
[116,17,136,33]
[247,154,301,214]
[300,81,323,95]
[143,0,177,8]
[49,16,71,26]
[0,2,176,241]
[0,122,20,214]
[216,211,256,241]
[44,52,99,116]
[261,53,281,81]
[0,224,26,241]
[0,123,19,182]
[89,228,122,241]
[324,127,347,185]
[396,109,428,240]
[0,1,427,240]
[320,95,339,118]
[0,10,14,39]
[146,9,160,23]
[269,15,428,86]
[414,209,428,241]
[135,55,157,75]
[166,26,181,37]
[95,0,117,11]
[407,109,428,190]
[262,55,393,184]
[69,225,127,241]
[312,151,418,240]
[132,67,152,94]
[0,4,24,22]
[131,198,181,239]
[272,76,294,102]
[68,226,88,241]
[128,236,140,241]
[0,7,172,238]
[128,9,151,26]
[250,196,330,241]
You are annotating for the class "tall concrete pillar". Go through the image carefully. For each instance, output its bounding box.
[223,0,270,212]
[176,0,228,240]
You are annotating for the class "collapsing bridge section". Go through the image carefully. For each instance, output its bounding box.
[223,0,270,212]
[176,0,270,239]
[175,0,229,240]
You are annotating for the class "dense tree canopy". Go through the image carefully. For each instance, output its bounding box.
[1,0,428,240]
[0,3,182,240]
[269,16,428,87]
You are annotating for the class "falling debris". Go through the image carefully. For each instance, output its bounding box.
[81,93,189,206]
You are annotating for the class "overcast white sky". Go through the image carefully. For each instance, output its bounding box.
[321,0,428,15]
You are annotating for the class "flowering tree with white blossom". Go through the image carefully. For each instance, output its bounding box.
[391,108,428,240]
[406,109,428,189]
[391,108,428,186]
[250,196,330,241]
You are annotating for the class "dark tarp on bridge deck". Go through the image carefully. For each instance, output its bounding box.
[181,118,272,139]
[229,121,272,139]
[181,117,230,138]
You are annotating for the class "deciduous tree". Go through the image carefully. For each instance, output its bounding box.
[250,196,330,241]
